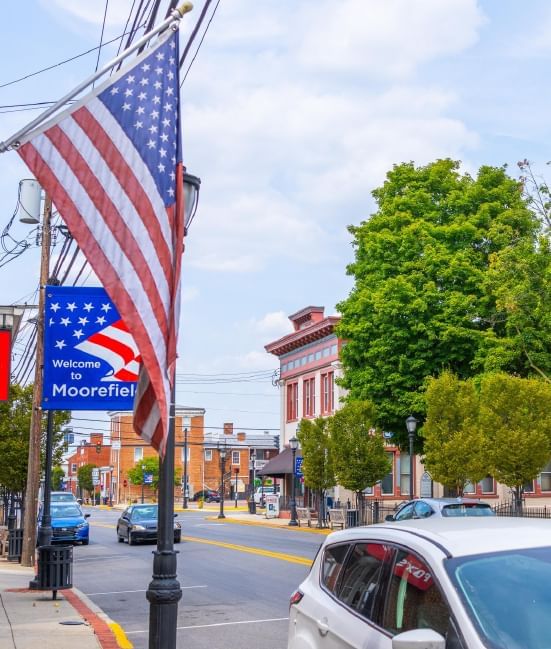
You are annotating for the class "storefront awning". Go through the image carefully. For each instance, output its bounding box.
[257,447,301,477]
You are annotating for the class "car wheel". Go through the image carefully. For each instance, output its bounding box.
[81,539,89,546]
[128,533,135,546]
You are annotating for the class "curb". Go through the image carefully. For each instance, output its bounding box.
[64,586,133,649]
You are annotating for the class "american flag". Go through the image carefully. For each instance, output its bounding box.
[17,30,184,453]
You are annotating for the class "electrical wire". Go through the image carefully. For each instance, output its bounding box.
[180,0,221,85]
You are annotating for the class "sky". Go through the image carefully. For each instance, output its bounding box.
[2,0,551,444]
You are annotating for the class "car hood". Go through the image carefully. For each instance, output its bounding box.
[52,516,86,527]
[130,518,158,527]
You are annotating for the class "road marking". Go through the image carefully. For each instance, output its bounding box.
[183,535,313,566]
[85,586,207,596]
[75,554,127,562]
[108,621,134,648]
[125,617,289,634]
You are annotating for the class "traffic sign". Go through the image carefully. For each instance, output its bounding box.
[143,472,154,485]
[91,468,100,479]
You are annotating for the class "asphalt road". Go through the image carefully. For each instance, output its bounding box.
[72,507,323,649]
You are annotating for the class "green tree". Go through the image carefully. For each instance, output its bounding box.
[51,465,65,491]
[296,417,335,525]
[422,371,488,495]
[328,401,390,513]
[0,383,69,492]
[479,373,551,510]
[337,159,538,446]
[77,463,96,498]
[127,456,181,497]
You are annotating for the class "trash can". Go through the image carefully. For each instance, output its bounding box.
[248,499,256,515]
[7,528,23,563]
[37,545,73,599]
[346,509,359,528]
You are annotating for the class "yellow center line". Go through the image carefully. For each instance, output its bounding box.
[90,522,312,566]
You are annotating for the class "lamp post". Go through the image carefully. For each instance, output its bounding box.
[144,163,200,649]
[182,416,190,509]
[288,436,299,527]
[249,449,256,515]
[234,468,239,508]
[218,443,227,519]
[141,463,146,504]
[405,416,418,500]
[36,410,55,548]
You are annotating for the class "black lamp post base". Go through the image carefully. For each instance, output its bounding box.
[146,549,182,649]
[288,519,298,526]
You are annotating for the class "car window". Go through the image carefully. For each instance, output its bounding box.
[441,504,494,517]
[337,543,394,622]
[395,503,415,521]
[51,505,82,518]
[321,543,350,594]
[131,506,158,520]
[414,501,433,518]
[382,548,451,638]
[51,493,75,502]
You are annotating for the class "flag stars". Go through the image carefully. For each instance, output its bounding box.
[149,124,158,134]
[164,102,173,112]
[50,302,61,312]
[96,316,106,325]
[166,87,174,96]
[141,63,150,72]
[139,77,149,86]
[162,118,170,127]
[101,303,112,312]
[125,74,135,84]
[110,86,119,95]
[78,316,89,326]
[167,187,175,198]
[136,106,145,115]
[159,147,167,158]
[55,340,67,350]
[60,317,71,327]
[138,92,147,101]
[160,133,169,142]
[66,302,77,312]
[147,139,156,149]
[151,109,159,119]
[122,102,131,111]
[73,329,84,340]
[134,120,143,129]
[83,302,94,312]
[124,88,134,97]
[153,96,161,105]
[167,71,174,81]
[158,162,166,172]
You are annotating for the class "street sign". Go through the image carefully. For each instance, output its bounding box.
[0,329,10,402]
[295,457,304,477]
[111,440,121,450]
[42,285,139,411]
[91,468,99,478]
[143,472,154,485]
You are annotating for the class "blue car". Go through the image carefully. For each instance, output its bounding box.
[49,503,90,545]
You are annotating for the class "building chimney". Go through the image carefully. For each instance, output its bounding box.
[237,432,245,442]
[223,422,233,436]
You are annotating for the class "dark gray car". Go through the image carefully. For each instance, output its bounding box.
[116,504,181,545]
[386,497,494,522]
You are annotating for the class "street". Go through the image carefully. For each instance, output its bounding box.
[75,507,321,649]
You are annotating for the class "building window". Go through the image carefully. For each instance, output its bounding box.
[232,451,240,465]
[308,353,314,363]
[463,480,476,494]
[205,449,212,461]
[315,350,322,361]
[303,377,315,417]
[287,382,298,421]
[134,447,143,463]
[380,452,394,495]
[71,463,77,473]
[399,452,410,495]
[331,344,338,355]
[479,475,494,494]
[181,446,190,461]
[524,479,535,494]
[321,371,334,414]
[281,363,287,372]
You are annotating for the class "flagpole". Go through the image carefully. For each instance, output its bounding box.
[0,2,193,153]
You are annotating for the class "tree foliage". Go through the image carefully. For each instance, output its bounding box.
[296,417,335,492]
[337,159,539,446]
[77,463,96,495]
[0,383,69,491]
[51,465,65,491]
[328,401,390,502]
[422,371,488,495]
[479,373,551,504]
[127,456,180,491]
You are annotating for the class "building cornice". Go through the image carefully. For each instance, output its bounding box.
[265,316,340,356]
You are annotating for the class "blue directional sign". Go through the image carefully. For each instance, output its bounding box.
[143,473,154,485]
[42,286,139,411]
[295,456,304,477]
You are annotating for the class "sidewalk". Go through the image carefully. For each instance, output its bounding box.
[0,559,123,649]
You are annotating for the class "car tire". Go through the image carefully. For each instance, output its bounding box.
[128,533,135,546]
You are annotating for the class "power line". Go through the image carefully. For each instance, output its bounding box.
[181,0,221,86]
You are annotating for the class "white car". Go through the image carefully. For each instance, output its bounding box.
[253,486,279,505]
[288,517,551,649]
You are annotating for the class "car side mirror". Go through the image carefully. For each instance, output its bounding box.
[392,629,445,649]
[385,514,394,522]
[84,513,91,518]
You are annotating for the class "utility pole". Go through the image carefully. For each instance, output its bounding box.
[21,195,52,567]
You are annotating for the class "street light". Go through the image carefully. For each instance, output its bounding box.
[182,416,190,509]
[234,468,239,508]
[218,443,227,519]
[249,449,256,515]
[141,463,146,504]
[405,416,418,500]
[288,436,299,527]
[146,166,201,649]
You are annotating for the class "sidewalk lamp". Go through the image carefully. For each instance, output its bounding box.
[141,463,146,504]
[405,416,418,500]
[182,416,190,509]
[218,443,227,519]
[288,436,299,527]
[234,467,239,508]
[249,449,256,515]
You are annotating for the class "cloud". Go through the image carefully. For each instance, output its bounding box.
[248,311,292,336]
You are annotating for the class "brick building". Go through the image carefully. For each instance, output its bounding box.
[66,433,112,501]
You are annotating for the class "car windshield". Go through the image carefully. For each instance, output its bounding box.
[131,506,158,521]
[446,547,551,649]
[441,504,494,517]
[51,493,75,502]
[51,505,81,518]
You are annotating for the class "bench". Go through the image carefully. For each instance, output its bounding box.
[296,507,319,527]
[328,508,346,530]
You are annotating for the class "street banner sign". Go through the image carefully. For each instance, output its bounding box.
[143,473,154,485]
[42,285,140,410]
[295,456,304,477]
[0,328,10,402]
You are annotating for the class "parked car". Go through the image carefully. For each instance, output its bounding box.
[191,489,220,503]
[49,502,90,545]
[43,491,77,503]
[385,497,494,522]
[288,517,551,649]
[254,486,280,505]
[116,504,181,545]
